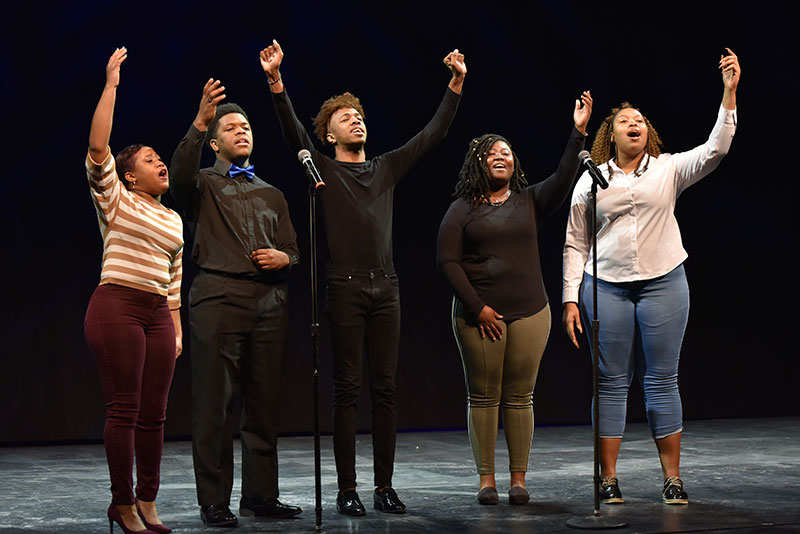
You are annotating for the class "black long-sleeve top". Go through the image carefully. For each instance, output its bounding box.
[169,125,299,282]
[272,87,460,269]
[437,127,586,321]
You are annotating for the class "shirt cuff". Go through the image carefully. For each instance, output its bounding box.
[562,287,580,304]
[187,123,208,141]
[719,104,737,126]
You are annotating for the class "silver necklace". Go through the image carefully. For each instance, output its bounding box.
[489,190,511,206]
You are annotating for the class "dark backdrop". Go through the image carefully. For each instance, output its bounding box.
[1,1,794,445]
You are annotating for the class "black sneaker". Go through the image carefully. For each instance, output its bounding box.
[599,476,624,504]
[662,476,689,505]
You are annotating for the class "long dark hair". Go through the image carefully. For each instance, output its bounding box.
[453,134,527,208]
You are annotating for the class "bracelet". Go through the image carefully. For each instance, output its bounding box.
[268,75,281,86]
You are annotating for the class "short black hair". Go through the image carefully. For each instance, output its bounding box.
[116,144,144,189]
[206,103,250,145]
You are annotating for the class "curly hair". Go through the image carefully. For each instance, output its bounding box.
[116,144,144,189]
[591,102,664,175]
[453,134,527,208]
[206,103,250,144]
[313,92,365,144]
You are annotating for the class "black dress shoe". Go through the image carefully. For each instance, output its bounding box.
[200,504,238,527]
[336,490,366,516]
[374,487,406,514]
[239,497,302,518]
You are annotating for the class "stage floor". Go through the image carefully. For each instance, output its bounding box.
[1,417,798,533]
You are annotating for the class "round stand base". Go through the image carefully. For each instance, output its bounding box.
[566,512,628,530]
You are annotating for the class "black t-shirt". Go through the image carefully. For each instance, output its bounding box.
[437,127,586,321]
[272,88,461,269]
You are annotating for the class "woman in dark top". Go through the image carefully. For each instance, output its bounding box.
[437,91,591,505]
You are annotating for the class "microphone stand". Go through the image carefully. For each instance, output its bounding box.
[566,175,627,530]
[308,182,323,532]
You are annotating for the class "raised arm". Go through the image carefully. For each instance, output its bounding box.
[720,47,740,110]
[532,91,592,221]
[670,50,740,192]
[383,49,466,178]
[261,39,285,94]
[169,79,226,207]
[88,48,127,163]
[443,49,467,95]
[261,40,318,155]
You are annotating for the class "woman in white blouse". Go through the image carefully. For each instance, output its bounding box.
[562,49,740,506]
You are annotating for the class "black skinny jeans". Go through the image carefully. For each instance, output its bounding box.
[326,265,401,490]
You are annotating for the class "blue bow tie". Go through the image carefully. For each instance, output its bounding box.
[229,163,255,180]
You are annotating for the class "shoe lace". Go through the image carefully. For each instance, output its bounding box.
[601,476,618,488]
[664,476,683,490]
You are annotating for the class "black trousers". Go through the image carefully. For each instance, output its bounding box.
[189,270,288,506]
[326,265,401,490]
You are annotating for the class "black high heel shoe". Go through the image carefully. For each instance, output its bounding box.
[107,504,157,534]
[135,500,172,534]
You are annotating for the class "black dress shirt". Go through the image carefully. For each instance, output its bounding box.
[170,125,299,282]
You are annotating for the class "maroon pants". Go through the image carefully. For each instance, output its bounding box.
[84,283,176,505]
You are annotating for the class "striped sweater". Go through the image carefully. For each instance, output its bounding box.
[86,150,183,309]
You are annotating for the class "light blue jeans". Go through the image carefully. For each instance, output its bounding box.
[580,264,689,439]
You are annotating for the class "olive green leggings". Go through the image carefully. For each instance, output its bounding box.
[452,298,551,474]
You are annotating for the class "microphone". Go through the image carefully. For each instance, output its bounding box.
[578,150,609,190]
[298,149,326,190]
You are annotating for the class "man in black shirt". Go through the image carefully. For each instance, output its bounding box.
[170,79,302,526]
[259,40,466,516]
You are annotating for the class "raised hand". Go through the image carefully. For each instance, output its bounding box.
[259,39,284,80]
[719,48,740,91]
[106,47,127,89]
[573,90,593,135]
[719,48,740,110]
[443,48,466,94]
[193,78,226,131]
[90,48,128,161]
[444,49,467,78]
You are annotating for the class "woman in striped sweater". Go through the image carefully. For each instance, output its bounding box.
[84,48,183,534]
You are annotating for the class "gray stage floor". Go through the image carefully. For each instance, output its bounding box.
[1,417,798,533]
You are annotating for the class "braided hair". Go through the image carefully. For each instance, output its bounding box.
[453,134,527,208]
[591,102,664,176]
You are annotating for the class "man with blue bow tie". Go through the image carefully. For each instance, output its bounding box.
[170,79,302,527]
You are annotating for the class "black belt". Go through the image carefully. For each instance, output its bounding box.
[200,268,274,282]
[326,264,395,277]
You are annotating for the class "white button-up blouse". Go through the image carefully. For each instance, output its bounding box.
[562,105,737,303]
